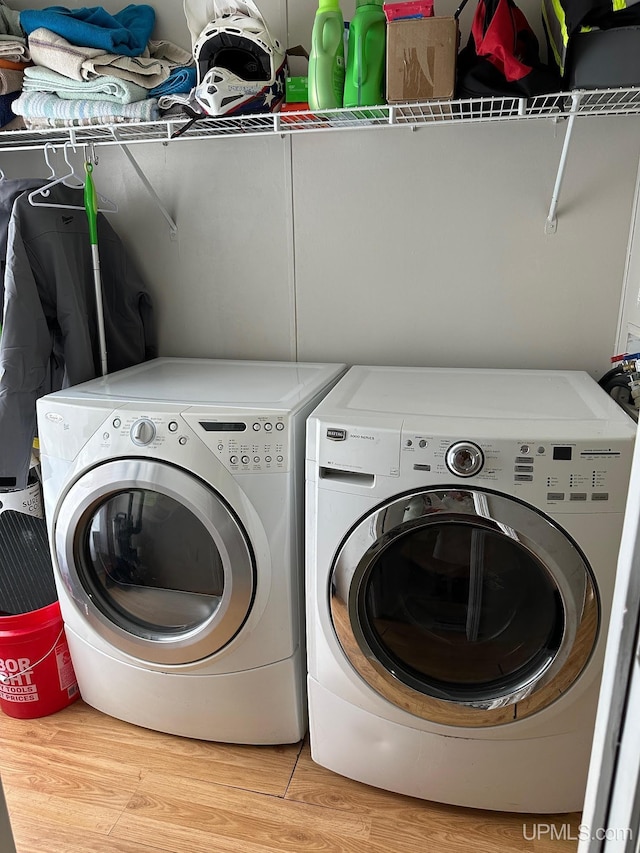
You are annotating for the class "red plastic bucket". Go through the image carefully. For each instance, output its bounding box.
[0,602,79,719]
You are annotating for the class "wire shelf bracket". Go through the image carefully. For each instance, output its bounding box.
[545,92,582,235]
[109,127,178,238]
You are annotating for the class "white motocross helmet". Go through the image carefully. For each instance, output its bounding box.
[188,6,286,118]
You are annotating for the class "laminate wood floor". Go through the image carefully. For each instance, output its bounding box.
[0,700,581,853]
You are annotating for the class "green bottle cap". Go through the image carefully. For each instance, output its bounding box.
[318,0,340,9]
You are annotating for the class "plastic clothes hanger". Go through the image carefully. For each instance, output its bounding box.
[29,141,83,200]
[28,142,117,213]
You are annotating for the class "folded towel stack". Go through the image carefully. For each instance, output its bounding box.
[0,0,31,128]
[22,65,148,103]
[13,3,196,129]
[12,90,160,127]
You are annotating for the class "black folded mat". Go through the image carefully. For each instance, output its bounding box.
[0,511,57,615]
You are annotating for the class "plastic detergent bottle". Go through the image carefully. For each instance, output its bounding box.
[344,0,386,108]
[308,0,346,110]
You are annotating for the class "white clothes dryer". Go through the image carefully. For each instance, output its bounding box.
[305,366,636,812]
[37,357,345,744]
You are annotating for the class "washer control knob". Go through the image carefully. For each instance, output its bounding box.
[445,441,484,477]
[130,418,156,446]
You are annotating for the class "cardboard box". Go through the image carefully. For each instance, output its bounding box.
[386,17,458,103]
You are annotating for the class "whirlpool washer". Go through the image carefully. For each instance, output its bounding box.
[37,357,345,743]
[305,366,636,811]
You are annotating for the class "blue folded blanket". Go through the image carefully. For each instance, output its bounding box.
[148,66,196,97]
[20,5,155,57]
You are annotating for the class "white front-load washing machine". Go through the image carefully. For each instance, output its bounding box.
[36,357,345,744]
[306,366,636,812]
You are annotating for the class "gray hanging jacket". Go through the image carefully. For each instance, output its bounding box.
[0,178,45,312]
[0,183,157,489]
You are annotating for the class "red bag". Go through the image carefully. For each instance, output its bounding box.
[456,0,561,98]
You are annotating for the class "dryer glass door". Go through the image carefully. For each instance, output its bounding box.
[55,459,255,665]
[331,488,599,726]
[86,489,223,629]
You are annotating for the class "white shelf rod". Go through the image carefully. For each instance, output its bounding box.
[109,127,178,237]
[545,91,582,235]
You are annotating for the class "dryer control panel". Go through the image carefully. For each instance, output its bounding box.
[100,410,290,473]
[400,432,633,513]
[184,412,290,473]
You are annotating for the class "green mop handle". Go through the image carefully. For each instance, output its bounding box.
[84,161,107,375]
[84,161,99,246]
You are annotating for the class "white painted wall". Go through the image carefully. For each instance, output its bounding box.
[3,0,639,380]
[616,173,640,355]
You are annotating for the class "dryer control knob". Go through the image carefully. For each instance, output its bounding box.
[445,441,484,477]
[130,418,156,446]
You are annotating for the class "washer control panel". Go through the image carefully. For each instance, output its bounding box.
[401,431,632,512]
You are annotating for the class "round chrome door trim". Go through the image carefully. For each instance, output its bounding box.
[330,488,599,727]
[54,458,255,665]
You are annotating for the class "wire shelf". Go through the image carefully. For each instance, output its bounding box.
[0,86,638,153]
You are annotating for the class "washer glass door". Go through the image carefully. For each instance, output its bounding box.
[55,459,255,665]
[331,488,599,726]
